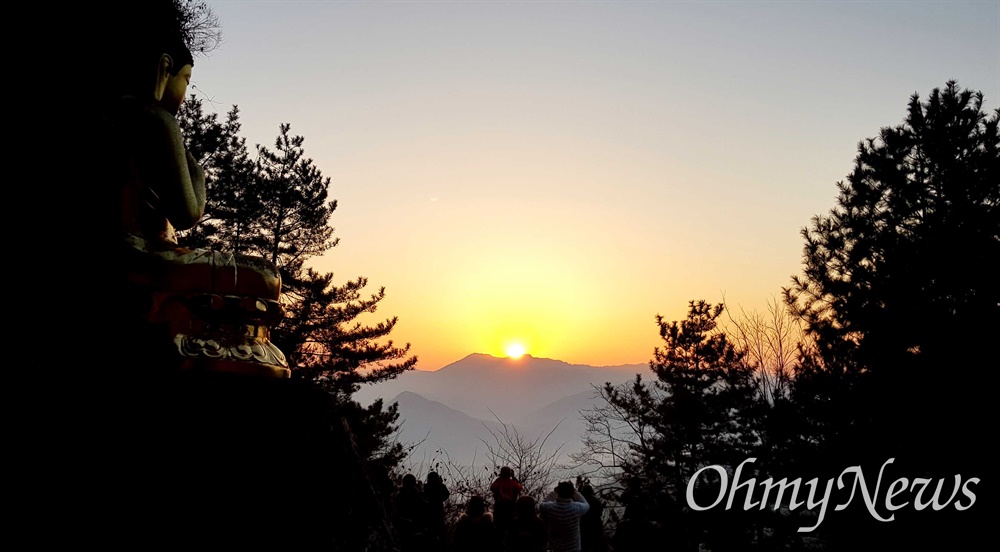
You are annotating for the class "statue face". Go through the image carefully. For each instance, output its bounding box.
[159,63,193,116]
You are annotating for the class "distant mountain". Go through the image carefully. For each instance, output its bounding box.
[355,353,644,421]
[391,391,504,468]
[355,354,647,468]
[512,389,608,458]
[391,386,626,470]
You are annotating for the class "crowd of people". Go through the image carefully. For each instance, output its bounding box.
[391,468,656,552]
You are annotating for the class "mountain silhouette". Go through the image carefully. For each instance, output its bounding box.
[355,354,646,468]
[355,353,644,421]
[391,391,505,467]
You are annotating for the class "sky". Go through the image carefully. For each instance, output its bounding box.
[190,1,1000,371]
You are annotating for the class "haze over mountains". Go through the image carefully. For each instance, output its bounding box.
[354,354,646,467]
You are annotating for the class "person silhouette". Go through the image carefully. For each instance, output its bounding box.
[539,481,590,552]
[579,484,608,552]
[395,473,430,547]
[506,495,547,552]
[490,466,523,539]
[424,471,450,547]
[452,495,498,552]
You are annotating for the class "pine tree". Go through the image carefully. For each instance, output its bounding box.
[177,102,417,394]
[275,268,417,396]
[646,301,760,490]
[176,97,417,507]
[785,82,998,451]
[786,81,999,382]
[592,301,765,550]
[176,96,260,251]
[784,81,997,548]
[254,123,337,275]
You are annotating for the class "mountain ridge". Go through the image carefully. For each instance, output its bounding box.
[354,354,647,467]
[432,352,647,372]
[355,353,644,421]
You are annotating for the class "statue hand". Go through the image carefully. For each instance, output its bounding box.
[136,105,205,230]
[186,150,207,213]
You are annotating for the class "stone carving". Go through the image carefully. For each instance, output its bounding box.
[115,23,289,378]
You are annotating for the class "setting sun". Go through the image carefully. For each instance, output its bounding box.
[506,343,526,359]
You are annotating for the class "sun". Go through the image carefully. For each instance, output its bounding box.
[506,343,526,359]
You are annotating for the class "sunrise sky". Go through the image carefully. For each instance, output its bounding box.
[192,1,999,371]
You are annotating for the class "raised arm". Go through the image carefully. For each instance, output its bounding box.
[139,105,206,230]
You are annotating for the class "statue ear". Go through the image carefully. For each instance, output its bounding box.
[154,54,173,101]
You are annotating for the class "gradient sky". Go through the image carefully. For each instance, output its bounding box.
[191,1,999,371]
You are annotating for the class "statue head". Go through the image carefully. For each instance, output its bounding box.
[155,44,194,115]
[110,3,195,109]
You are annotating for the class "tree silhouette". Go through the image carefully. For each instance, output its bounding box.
[177,97,417,396]
[175,97,259,251]
[479,414,563,502]
[177,96,417,548]
[787,81,998,385]
[173,0,222,56]
[276,268,417,396]
[785,81,997,548]
[254,123,338,274]
[785,81,998,451]
[579,301,766,551]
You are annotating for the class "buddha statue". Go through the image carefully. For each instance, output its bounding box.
[115,35,289,378]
